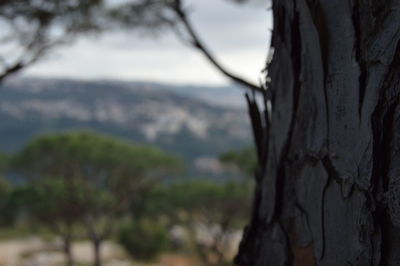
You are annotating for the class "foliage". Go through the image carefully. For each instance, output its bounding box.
[12,179,85,229]
[0,176,11,225]
[219,146,257,177]
[140,181,252,265]
[7,178,87,265]
[13,130,183,228]
[142,180,251,225]
[0,177,10,204]
[13,131,183,182]
[117,219,169,262]
[0,153,11,172]
[12,131,183,266]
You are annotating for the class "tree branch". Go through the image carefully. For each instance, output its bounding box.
[170,4,264,93]
[0,62,25,83]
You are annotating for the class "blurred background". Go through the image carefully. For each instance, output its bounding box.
[0,0,272,265]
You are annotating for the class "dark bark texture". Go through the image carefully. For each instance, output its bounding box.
[235,0,400,265]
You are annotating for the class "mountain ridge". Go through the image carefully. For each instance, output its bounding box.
[0,78,251,178]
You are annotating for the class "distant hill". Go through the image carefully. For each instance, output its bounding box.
[0,78,251,178]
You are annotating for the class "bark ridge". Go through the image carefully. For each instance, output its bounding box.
[235,0,400,265]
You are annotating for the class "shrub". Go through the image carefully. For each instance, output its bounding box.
[117,220,169,262]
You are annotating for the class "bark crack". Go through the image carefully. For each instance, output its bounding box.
[370,38,400,265]
[273,0,302,221]
[352,0,368,118]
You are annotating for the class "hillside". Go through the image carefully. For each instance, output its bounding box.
[0,78,251,178]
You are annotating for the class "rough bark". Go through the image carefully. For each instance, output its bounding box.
[235,0,400,265]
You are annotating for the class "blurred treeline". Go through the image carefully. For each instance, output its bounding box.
[0,131,256,266]
[0,0,259,265]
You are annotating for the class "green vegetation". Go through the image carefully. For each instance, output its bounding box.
[13,179,84,266]
[0,131,252,266]
[11,131,182,266]
[117,219,170,262]
[0,0,260,264]
[141,181,252,266]
[219,146,257,177]
[0,177,11,225]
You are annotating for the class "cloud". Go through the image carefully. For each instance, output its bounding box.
[24,0,273,86]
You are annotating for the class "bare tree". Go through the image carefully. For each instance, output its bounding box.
[235,0,400,265]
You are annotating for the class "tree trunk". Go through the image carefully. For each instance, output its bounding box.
[235,0,400,265]
[93,239,102,266]
[63,235,74,266]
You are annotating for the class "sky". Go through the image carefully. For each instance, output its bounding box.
[23,0,273,86]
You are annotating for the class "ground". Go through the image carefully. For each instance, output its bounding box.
[0,237,200,266]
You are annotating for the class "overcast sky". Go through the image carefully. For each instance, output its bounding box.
[24,0,273,86]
